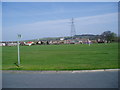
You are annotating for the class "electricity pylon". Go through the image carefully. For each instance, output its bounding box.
[70,18,76,39]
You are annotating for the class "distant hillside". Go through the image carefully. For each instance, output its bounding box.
[22,34,100,42]
[74,34,101,40]
[20,31,118,42]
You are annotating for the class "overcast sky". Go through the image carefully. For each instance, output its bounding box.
[2,2,118,41]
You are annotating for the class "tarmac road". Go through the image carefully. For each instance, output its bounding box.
[2,71,118,88]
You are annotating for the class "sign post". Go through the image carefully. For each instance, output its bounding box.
[17,34,21,66]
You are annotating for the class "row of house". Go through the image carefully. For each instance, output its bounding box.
[0,38,108,46]
[0,42,17,46]
[0,41,34,46]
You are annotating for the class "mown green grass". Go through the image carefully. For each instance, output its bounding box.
[2,43,118,70]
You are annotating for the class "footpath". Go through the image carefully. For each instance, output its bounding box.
[2,69,120,74]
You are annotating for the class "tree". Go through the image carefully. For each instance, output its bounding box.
[101,31,117,42]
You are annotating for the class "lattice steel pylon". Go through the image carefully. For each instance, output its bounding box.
[70,18,76,39]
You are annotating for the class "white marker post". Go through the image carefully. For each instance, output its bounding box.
[17,34,21,66]
[87,39,91,46]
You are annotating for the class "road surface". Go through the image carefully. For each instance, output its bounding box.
[2,71,118,88]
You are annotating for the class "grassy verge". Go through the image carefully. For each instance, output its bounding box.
[2,43,118,70]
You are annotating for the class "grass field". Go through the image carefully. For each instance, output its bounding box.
[2,43,118,70]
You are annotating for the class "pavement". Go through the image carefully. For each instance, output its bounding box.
[2,69,119,74]
[2,70,119,88]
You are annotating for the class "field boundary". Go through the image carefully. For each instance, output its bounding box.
[2,69,120,74]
